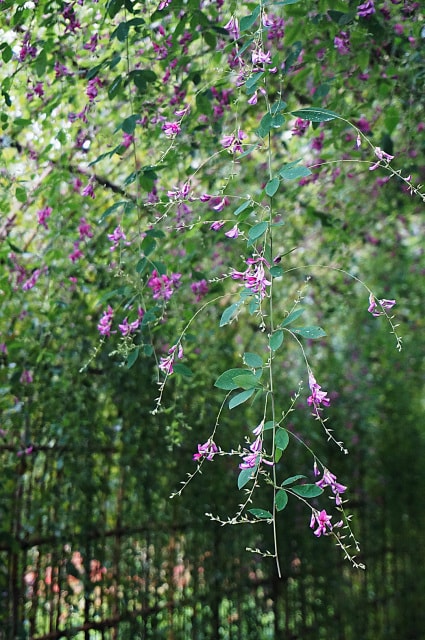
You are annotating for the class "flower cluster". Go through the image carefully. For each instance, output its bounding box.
[148,270,181,301]
[221,130,247,154]
[97,306,114,336]
[307,371,330,412]
[231,256,271,300]
[193,439,218,462]
[310,509,333,537]
[315,467,347,506]
[368,294,396,317]
[159,343,183,375]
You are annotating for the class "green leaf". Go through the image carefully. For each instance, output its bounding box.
[108,75,122,99]
[291,484,324,498]
[121,114,140,134]
[232,372,261,390]
[15,186,27,203]
[141,235,156,257]
[126,348,139,369]
[1,45,12,63]
[214,368,250,390]
[279,164,312,180]
[275,428,289,451]
[98,201,127,222]
[269,265,283,278]
[276,490,288,511]
[292,326,327,339]
[238,466,255,489]
[291,107,338,122]
[240,5,261,31]
[271,100,287,114]
[136,257,147,274]
[248,221,268,245]
[248,508,272,519]
[263,421,274,431]
[256,112,273,137]
[229,388,255,410]
[173,363,193,377]
[243,352,263,369]
[245,71,264,90]
[269,330,284,351]
[280,308,305,327]
[275,448,283,463]
[220,302,241,327]
[265,177,280,197]
[234,200,252,216]
[281,474,307,486]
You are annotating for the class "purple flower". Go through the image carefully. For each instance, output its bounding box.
[118,317,140,336]
[316,469,347,506]
[368,294,396,317]
[159,343,183,375]
[334,31,350,55]
[20,370,33,384]
[223,17,240,40]
[193,440,218,462]
[220,130,247,154]
[225,224,239,239]
[210,221,225,231]
[369,146,395,170]
[78,217,93,240]
[82,181,95,198]
[98,306,114,336]
[310,509,333,537]
[37,206,52,229]
[162,121,181,137]
[307,372,330,411]
[107,226,130,251]
[357,1,375,17]
[231,256,271,300]
[239,436,273,470]
[148,270,181,301]
[191,279,209,302]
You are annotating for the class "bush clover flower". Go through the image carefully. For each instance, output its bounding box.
[148,270,181,301]
[307,371,331,411]
[193,439,218,462]
[162,121,181,137]
[159,343,183,375]
[316,468,347,506]
[310,509,333,537]
[225,224,239,239]
[239,435,273,470]
[231,256,271,300]
[369,146,395,170]
[357,1,375,17]
[368,293,396,317]
[97,306,114,336]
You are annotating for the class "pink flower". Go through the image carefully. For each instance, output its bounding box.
[159,343,183,375]
[148,270,181,301]
[357,1,375,17]
[191,279,209,302]
[334,31,350,55]
[225,224,239,238]
[37,206,52,229]
[231,256,271,300]
[239,436,273,470]
[223,17,240,40]
[162,121,181,137]
[78,217,93,240]
[368,294,396,317]
[193,440,218,462]
[97,306,114,336]
[369,146,395,170]
[316,469,347,506]
[82,181,95,198]
[307,372,330,411]
[118,317,140,336]
[310,509,333,537]
[20,370,33,384]
[210,221,225,231]
[107,226,130,251]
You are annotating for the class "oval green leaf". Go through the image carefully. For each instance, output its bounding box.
[276,489,288,511]
[248,508,273,519]
[291,484,324,498]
